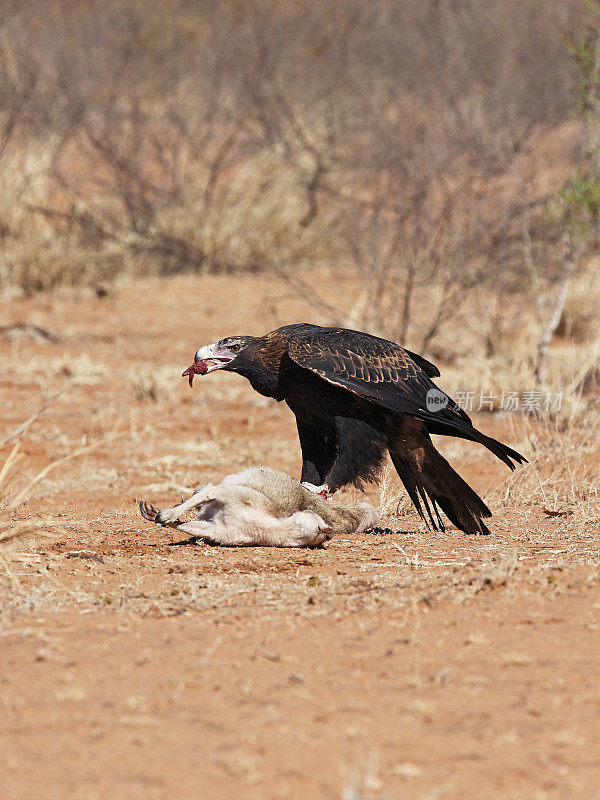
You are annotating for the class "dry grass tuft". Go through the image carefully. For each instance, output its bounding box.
[0,433,121,550]
[341,751,382,800]
[375,464,412,523]
[0,442,56,590]
[129,365,179,403]
[558,257,600,344]
[492,414,600,521]
[0,443,53,547]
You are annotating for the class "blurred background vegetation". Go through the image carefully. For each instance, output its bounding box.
[0,0,599,401]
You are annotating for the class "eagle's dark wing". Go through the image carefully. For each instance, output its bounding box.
[286,326,525,470]
[287,326,462,423]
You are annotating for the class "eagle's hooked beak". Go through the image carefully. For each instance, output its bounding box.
[182,342,234,387]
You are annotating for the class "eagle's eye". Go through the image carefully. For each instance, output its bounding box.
[229,343,241,352]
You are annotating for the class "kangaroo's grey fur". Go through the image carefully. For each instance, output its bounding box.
[139,466,379,548]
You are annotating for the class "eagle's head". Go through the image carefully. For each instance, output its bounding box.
[182,336,252,386]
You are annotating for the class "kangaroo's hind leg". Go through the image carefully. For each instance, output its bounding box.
[141,485,219,526]
[167,506,334,548]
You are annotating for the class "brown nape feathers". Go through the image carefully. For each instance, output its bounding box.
[140,467,379,548]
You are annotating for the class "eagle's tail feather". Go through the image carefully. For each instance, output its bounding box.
[425,415,527,471]
[472,432,527,471]
[388,436,492,535]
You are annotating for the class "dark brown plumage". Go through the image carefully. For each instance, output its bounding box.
[185,323,527,535]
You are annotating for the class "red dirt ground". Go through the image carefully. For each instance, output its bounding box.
[1,274,599,800]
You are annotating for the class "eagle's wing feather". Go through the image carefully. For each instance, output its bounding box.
[287,327,468,425]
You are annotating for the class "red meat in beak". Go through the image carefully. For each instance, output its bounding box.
[182,360,208,387]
